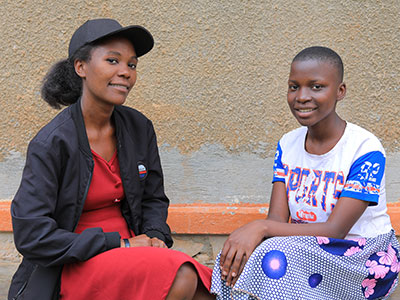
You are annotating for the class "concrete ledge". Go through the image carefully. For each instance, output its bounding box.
[2,201,400,234]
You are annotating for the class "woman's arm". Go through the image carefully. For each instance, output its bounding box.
[266,181,290,223]
[219,181,288,286]
[12,139,120,267]
[140,120,173,247]
[263,196,368,238]
[220,181,369,286]
[218,181,289,283]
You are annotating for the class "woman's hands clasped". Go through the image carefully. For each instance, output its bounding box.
[121,234,167,248]
[219,219,268,287]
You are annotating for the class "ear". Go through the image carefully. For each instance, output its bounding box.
[336,82,346,102]
[74,59,86,79]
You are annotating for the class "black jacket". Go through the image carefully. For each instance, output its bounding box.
[8,101,172,300]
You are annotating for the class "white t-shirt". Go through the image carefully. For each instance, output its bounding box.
[272,122,392,238]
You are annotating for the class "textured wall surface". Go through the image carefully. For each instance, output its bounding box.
[1,0,399,204]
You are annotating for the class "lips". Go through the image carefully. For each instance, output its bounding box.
[109,83,129,90]
[295,107,317,113]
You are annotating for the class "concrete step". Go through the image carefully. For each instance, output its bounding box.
[0,260,17,300]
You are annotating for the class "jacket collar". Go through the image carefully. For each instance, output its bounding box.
[70,99,123,159]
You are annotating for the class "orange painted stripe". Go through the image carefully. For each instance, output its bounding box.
[387,202,400,235]
[0,202,12,232]
[167,203,269,234]
[1,201,400,235]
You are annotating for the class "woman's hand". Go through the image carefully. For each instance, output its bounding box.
[220,219,268,287]
[218,196,369,286]
[121,234,167,248]
[121,234,151,247]
[150,237,167,248]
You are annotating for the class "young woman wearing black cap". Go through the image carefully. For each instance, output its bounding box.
[9,19,214,300]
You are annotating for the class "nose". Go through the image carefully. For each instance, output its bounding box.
[118,64,131,79]
[296,87,311,102]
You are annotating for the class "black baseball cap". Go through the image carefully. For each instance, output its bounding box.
[68,18,154,58]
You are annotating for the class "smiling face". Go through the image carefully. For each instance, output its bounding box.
[287,59,346,129]
[75,37,138,108]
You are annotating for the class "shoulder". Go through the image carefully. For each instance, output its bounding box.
[23,107,79,173]
[279,126,307,148]
[113,105,158,146]
[344,122,385,158]
[114,105,153,130]
[114,105,151,122]
[30,107,76,148]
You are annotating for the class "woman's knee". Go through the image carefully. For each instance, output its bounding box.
[176,263,198,284]
[166,263,198,300]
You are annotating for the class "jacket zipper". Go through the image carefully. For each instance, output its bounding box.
[72,161,93,231]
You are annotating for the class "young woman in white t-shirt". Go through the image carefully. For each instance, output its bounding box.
[211,46,399,300]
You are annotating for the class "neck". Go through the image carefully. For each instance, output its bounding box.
[308,115,345,141]
[79,95,117,159]
[80,96,114,130]
[305,115,346,155]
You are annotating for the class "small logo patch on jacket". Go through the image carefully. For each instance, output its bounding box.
[138,163,147,180]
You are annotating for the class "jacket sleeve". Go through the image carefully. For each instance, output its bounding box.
[141,121,173,247]
[11,139,121,267]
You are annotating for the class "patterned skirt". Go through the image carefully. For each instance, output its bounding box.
[211,230,399,300]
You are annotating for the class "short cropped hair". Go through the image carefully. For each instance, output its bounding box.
[292,46,344,82]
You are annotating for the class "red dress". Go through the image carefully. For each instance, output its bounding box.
[60,150,212,299]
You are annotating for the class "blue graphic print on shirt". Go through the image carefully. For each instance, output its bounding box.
[341,151,385,204]
[272,142,385,222]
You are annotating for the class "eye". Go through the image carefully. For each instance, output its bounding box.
[288,84,298,91]
[106,58,118,64]
[128,63,137,70]
[312,84,323,90]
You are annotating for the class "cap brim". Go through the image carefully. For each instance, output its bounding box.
[90,25,154,57]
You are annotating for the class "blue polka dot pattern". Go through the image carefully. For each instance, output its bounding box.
[210,230,400,300]
[308,273,323,288]
[261,250,287,279]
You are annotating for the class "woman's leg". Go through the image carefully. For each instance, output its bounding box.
[166,263,198,300]
[166,263,215,300]
[193,280,216,300]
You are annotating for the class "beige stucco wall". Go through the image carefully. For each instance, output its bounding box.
[1,0,399,204]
